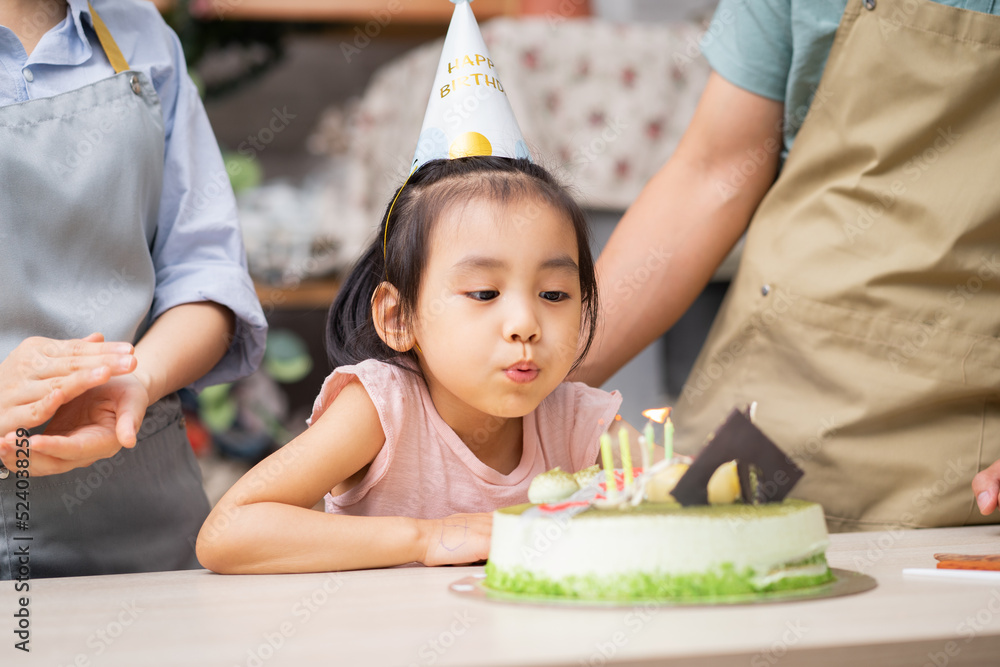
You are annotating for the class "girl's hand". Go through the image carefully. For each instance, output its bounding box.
[973,460,1000,515]
[419,512,493,566]
[0,333,136,440]
[1,373,150,476]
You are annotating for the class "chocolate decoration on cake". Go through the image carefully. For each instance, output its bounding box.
[670,407,804,506]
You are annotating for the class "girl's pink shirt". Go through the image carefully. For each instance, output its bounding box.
[309,359,622,518]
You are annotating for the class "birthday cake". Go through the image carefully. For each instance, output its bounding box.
[483,409,834,601]
[484,498,832,600]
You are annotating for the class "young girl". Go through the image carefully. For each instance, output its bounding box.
[197,156,623,573]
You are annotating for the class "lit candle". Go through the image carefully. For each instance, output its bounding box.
[664,417,675,461]
[618,426,633,488]
[643,420,655,464]
[599,427,617,500]
[642,407,671,463]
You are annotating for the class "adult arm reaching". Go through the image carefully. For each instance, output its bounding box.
[570,72,784,387]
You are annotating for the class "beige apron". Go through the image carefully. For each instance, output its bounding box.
[675,0,1000,532]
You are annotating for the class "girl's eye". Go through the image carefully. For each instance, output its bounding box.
[467,290,499,302]
[540,291,569,302]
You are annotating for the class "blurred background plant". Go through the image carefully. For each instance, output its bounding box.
[181,328,314,467]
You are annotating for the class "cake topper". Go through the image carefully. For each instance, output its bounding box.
[411,0,532,171]
[670,406,804,506]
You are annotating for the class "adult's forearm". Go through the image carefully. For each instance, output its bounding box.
[577,157,756,386]
[573,73,784,387]
[133,302,235,404]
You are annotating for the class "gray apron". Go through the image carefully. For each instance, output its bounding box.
[0,5,210,577]
[675,0,1000,532]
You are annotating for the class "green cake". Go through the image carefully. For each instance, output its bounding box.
[484,499,833,600]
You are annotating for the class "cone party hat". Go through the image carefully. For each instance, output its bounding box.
[411,0,531,171]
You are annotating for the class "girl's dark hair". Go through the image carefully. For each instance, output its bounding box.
[326,156,599,374]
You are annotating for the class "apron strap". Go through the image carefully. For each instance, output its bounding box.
[87,3,131,74]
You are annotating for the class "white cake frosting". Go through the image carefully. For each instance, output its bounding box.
[485,499,832,598]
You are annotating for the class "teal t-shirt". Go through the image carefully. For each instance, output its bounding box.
[701,0,1000,158]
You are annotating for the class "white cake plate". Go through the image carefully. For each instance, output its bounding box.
[449,568,876,608]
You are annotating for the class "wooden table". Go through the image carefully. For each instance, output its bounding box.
[8,526,1000,666]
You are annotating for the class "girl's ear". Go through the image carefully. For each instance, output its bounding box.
[372,282,416,352]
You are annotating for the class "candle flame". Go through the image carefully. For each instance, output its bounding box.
[642,407,672,424]
[614,414,622,421]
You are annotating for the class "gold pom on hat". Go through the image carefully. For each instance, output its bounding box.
[449,131,493,159]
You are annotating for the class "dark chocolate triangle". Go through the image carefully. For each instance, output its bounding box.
[670,407,804,506]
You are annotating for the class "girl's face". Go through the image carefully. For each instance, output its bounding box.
[412,196,583,431]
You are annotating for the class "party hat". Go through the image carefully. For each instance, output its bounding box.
[411,0,531,171]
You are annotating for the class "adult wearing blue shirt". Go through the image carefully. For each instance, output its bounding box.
[0,0,266,577]
[576,0,1000,531]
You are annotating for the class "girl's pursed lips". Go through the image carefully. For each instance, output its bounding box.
[505,368,540,384]
[504,359,539,384]
[505,360,538,372]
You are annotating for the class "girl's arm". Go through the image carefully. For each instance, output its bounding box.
[196,378,492,574]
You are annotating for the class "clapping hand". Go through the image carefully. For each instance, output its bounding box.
[1,373,151,477]
[0,333,138,475]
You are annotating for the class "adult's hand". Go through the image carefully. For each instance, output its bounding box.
[0,303,233,476]
[973,460,1000,515]
[0,373,150,476]
[0,333,136,440]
